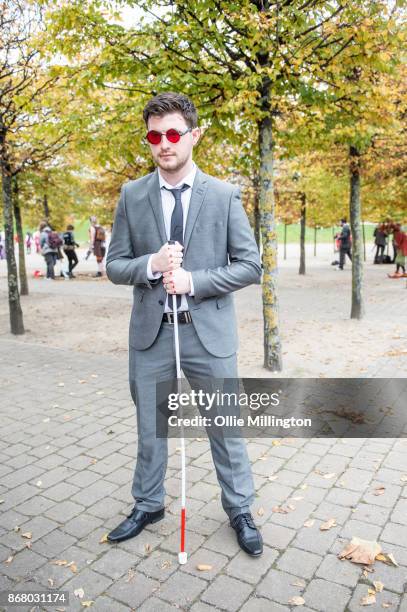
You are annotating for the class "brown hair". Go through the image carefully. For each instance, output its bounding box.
[143,92,198,128]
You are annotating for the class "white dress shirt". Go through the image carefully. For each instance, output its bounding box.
[147,163,197,312]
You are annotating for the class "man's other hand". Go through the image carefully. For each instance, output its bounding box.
[151,242,183,273]
[163,268,191,294]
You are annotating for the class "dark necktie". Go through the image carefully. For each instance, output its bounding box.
[162,183,189,309]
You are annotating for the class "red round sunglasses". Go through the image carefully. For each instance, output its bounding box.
[146,127,192,145]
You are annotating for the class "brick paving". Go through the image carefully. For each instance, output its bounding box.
[1,338,407,611]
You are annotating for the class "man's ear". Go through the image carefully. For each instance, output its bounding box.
[192,127,201,145]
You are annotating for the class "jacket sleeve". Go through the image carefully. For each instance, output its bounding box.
[190,186,262,302]
[106,185,159,288]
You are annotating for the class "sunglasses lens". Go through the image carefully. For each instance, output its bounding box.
[166,129,181,143]
[146,131,161,144]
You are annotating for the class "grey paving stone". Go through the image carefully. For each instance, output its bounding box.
[362,481,401,508]
[348,584,400,612]
[42,481,80,502]
[312,500,351,524]
[203,523,239,557]
[201,574,253,611]
[139,596,181,611]
[400,594,407,612]
[340,519,382,541]
[365,562,407,594]
[303,578,351,612]
[136,550,178,582]
[33,528,77,558]
[270,500,316,529]
[290,484,327,505]
[63,514,103,539]
[161,528,206,558]
[70,479,118,507]
[226,545,278,584]
[325,487,362,507]
[63,567,113,602]
[381,522,407,547]
[256,568,306,606]
[315,553,362,587]
[17,495,56,517]
[382,451,407,472]
[285,452,321,474]
[44,500,85,523]
[91,596,131,612]
[0,465,44,489]
[180,547,229,581]
[159,571,207,608]
[293,521,340,555]
[261,522,296,550]
[351,503,390,526]
[86,497,125,520]
[91,548,138,580]
[240,597,290,612]
[391,498,407,525]
[276,547,322,580]
[338,468,373,492]
[186,515,221,537]
[2,548,46,579]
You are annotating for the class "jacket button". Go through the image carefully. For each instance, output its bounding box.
[158,300,164,305]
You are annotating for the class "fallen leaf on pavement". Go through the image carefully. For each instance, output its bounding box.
[257,507,265,516]
[67,562,77,573]
[197,564,213,571]
[373,486,385,496]
[99,534,108,544]
[272,505,294,514]
[291,579,306,588]
[400,475,407,482]
[291,496,304,502]
[74,588,84,599]
[373,581,384,593]
[48,578,54,587]
[272,440,281,446]
[288,596,305,606]
[22,532,32,539]
[361,594,376,606]
[5,556,13,564]
[144,543,152,554]
[304,519,315,528]
[323,473,336,479]
[320,518,337,531]
[81,602,94,608]
[376,553,398,567]
[52,560,68,566]
[382,602,393,608]
[268,475,278,481]
[338,537,381,565]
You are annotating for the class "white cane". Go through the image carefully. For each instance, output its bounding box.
[168,241,188,565]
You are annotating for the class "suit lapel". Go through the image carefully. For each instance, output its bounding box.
[184,168,208,254]
[147,169,167,244]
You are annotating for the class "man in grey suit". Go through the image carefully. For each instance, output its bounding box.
[106,92,263,556]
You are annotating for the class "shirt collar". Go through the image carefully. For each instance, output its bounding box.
[158,162,196,191]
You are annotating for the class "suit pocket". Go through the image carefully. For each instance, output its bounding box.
[216,296,229,309]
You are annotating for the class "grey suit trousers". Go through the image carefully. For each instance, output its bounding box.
[129,321,255,521]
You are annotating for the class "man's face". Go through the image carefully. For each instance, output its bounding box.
[147,112,200,174]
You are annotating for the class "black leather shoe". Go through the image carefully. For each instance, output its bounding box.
[107,506,164,543]
[231,513,263,556]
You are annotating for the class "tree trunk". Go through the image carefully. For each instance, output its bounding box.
[349,145,364,319]
[314,226,317,257]
[13,178,29,296]
[43,193,50,220]
[258,113,282,371]
[253,174,261,250]
[0,134,25,334]
[362,219,366,262]
[299,193,306,275]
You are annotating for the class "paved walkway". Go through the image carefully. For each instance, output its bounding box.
[1,339,407,611]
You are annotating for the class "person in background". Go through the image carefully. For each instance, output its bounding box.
[25,232,32,255]
[33,229,41,254]
[89,216,106,277]
[373,224,387,264]
[388,224,407,278]
[0,231,5,260]
[63,224,80,278]
[337,218,352,270]
[39,221,58,280]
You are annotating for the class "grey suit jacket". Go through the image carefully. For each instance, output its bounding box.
[106,166,261,357]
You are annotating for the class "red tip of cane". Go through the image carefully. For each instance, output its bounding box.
[180,507,186,552]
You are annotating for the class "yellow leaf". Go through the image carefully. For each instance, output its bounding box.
[99,534,108,544]
[288,596,305,606]
[360,594,376,606]
[320,518,337,531]
[373,581,384,593]
[22,532,32,539]
[81,602,94,608]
